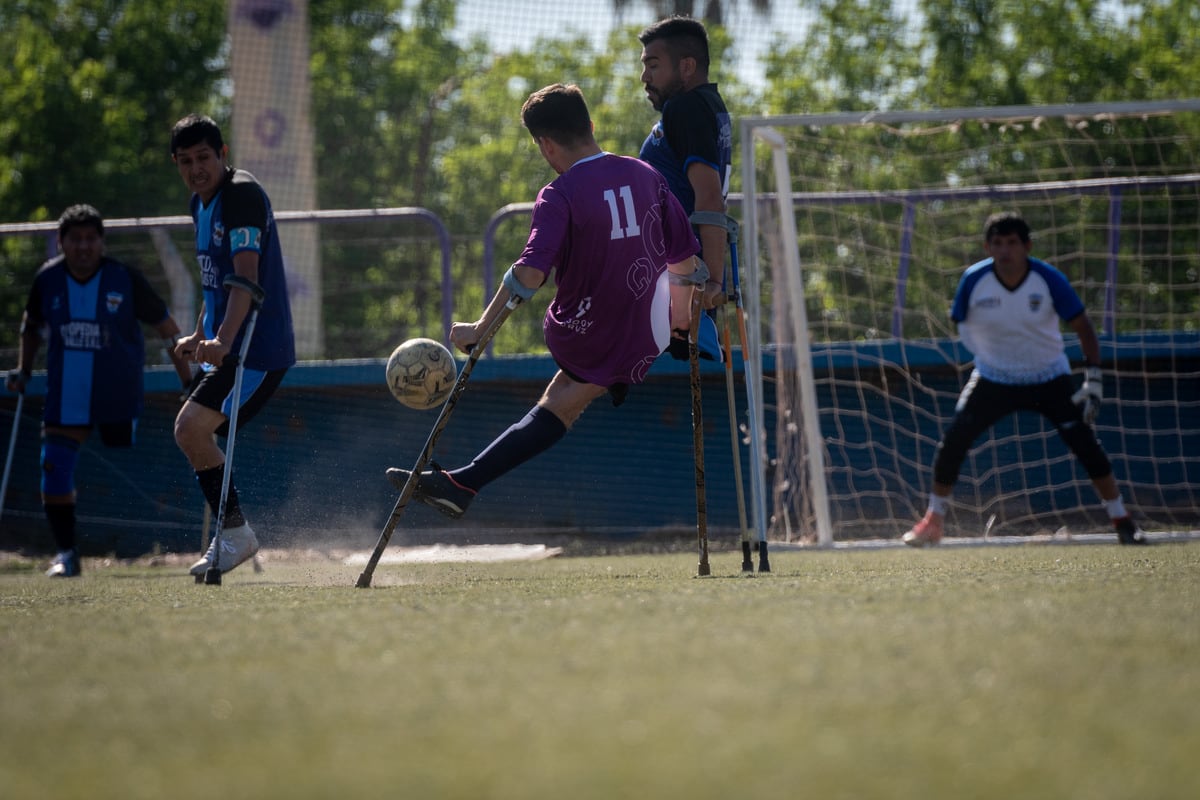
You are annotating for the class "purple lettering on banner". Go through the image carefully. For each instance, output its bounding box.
[236,0,294,31]
[254,110,287,149]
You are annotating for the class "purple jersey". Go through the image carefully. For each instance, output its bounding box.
[515,153,699,386]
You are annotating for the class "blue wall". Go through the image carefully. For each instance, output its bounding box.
[1,334,1196,557]
[0,354,751,556]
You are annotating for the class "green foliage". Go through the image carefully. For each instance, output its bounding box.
[0,0,225,354]
[755,1,1200,341]
[0,0,225,221]
[763,0,1200,113]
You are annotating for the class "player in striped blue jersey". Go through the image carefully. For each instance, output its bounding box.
[169,114,296,576]
[6,205,193,576]
[903,211,1145,546]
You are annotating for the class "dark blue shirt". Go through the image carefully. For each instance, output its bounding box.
[190,167,296,371]
[26,257,167,426]
[639,83,732,214]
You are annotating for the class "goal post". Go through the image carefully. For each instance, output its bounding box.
[739,99,1200,545]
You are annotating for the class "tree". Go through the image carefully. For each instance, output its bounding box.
[755,0,1200,338]
[0,0,225,353]
[0,0,225,223]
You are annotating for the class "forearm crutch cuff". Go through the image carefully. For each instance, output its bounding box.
[668,257,710,286]
[502,265,539,302]
[222,274,266,306]
[689,211,740,244]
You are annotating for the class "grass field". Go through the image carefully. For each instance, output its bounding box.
[1,542,1197,800]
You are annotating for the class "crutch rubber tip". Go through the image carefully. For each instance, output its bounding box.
[355,574,372,589]
[741,541,754,572]
[697,562,711,577]
[758,542,771,574]
[203,567,222,585]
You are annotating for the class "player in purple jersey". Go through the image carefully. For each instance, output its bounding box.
[903,212,1145,547]
[5,205,193,577]
[169,114,297,576]
[638,15,731,353]
[385,83,703,518]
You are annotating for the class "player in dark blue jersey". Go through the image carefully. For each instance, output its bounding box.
[638,15,732,341]
[5,205,193,577]
[169,114,297,576]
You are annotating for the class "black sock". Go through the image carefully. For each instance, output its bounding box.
[44,503,76,552]
[452,406,568,490]
[195,465,246,528]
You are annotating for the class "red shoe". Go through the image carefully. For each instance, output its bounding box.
[902,512,944,547]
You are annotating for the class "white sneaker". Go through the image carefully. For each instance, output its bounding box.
[189,523,260,575]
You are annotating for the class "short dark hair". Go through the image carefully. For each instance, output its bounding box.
[984,211,1032,243]
[638,15,710,73]
[521,84,593,147]
[170,113,224,155]
[57,204,104,239]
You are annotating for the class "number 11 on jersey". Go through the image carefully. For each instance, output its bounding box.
[604,186,641,240]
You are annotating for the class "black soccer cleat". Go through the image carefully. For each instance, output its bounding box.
[1114,516,1148,545]
[385,464,476,519]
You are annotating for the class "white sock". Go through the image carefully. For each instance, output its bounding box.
[1104,495,1127,520]
[928,493,950,516]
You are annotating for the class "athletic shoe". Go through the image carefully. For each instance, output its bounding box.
[385,465,476,519]
[1114,516,1148,545]
[188,523,260,576]
[45,549,81,578]
[902,512,944,547]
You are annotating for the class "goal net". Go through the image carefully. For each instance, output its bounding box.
[739,100,1200,544]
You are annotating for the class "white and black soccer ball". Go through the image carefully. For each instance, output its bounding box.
[385,338,457,410]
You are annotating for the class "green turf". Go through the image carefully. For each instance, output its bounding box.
[1,544,1197,800]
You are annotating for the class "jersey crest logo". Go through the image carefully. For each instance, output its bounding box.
[105,292,125,314]
[1028,293,1043,312]
[212,220,225,247]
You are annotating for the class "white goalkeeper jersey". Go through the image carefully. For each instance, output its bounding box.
[950,256,1085,385]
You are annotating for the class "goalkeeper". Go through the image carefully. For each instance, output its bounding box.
[903,211,1145,547]
[385,83,702,518]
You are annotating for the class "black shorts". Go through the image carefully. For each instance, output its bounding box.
[186,359,288,436]
[44,422,135,448]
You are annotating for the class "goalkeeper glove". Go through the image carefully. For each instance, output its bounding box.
[1070,365,1103,425]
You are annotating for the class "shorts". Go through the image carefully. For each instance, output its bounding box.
[42,422,136,447]
[186,358,288,436]
[557,361,629,408]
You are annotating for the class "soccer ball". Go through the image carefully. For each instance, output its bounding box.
[385,338,457,410]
